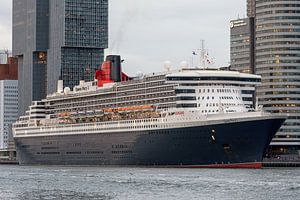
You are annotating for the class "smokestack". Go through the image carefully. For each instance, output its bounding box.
[106,55,122,82]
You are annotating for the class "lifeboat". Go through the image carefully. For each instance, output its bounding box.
[104,108,117,113]
[58,112,71,118]
[117,105,155,112]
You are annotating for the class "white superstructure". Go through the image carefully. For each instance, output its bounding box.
[13,67,262,138]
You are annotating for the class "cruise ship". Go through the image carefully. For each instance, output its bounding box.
[13,55,286,168]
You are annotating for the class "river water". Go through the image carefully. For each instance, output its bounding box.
[0,165,299,200]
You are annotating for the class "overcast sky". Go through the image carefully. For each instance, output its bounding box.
[0,0,246,75]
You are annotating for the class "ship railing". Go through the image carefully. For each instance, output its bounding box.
[14,115,219,137]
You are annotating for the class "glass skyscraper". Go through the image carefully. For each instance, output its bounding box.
[255,0,300,157]
[230,18,255,74]
[47,0,108,92]
[13,0,108,115]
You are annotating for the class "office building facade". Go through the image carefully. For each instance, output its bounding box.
[0,81,18,149]
[230,18,255,74]
[230,18,256,109]
[13,0,108,115]
[0,57,18,150]
[247,0,255,18]
[13,0,49,115]
[47,0,108,92]
[255,0,300,157]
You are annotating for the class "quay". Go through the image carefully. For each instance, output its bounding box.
[263,156,300,168]
[263,162,300,168]
[0,142,18,165]
[0,160,18,165]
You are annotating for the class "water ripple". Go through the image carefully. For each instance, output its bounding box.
[0,165,299,200]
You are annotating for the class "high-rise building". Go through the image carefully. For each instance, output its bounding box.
[230,18,255,74]
[47,0,108,93]
[0,57,18,149]
[230,18,256,109]
[13,0,50,115]
[13,0,108,115]
[247,0,255,17]
[0,80,18,149]
[255,0,300,157]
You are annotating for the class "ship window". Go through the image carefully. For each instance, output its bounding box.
[223,144,231,151]
[175,89,195,94]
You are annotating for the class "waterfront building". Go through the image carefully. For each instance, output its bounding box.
[0,80,18,149]
[0,57,18,149]
[230,18,256,108]
[255,0,300,157]
[12,0,108,115]
[230,18,255,74]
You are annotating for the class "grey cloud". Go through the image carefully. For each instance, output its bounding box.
[110,0,245,75]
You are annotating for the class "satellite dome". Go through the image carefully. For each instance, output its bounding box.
[164,61,172,71]
[135,71,144,79]
[64,87,71,94]
[180,61,188,68]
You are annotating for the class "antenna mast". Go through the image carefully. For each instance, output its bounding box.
[3,49,9,64]
[200,40,206,69]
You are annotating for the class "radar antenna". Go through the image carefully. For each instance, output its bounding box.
[192,40,215,69]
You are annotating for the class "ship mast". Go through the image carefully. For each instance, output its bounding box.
[200,40,206,69]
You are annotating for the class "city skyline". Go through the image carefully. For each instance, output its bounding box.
[13,0,108,116]
[0,0,245,75]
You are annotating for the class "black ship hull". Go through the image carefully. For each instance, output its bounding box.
[15,117,285,168]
